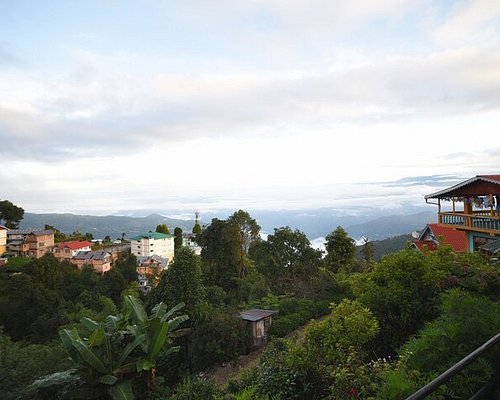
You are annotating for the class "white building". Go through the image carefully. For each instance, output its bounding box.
[130,232,175,262]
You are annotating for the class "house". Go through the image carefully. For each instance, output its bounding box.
[130,232,175,262]
[136,255,168,292]
[412,223,467,253]
[7,229,54,258]
[424,175,500,252]
[0,225,7,256]
[240,309,277,346]
[71,251,111,274]
[53,240,92,260]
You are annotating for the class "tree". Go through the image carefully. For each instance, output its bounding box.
[114,253,138,283]
[351,249,442,355]
[0,199,24,228]
[324,226,356,272]
[156,224,170,235]
[251,226,323,296]
[192,222,202,236]
[149,247,204,317]
[44,224,67,243]
[174,227,183,254]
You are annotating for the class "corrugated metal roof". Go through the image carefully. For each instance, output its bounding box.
[479,239,500,254]
[240,309,277,322]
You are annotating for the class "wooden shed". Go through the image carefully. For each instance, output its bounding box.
[239,309,277,346]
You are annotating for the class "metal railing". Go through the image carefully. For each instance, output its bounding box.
[405,332,500,400]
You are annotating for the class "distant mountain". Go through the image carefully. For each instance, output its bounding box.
[346,211,436,241]
[20,213,195,240]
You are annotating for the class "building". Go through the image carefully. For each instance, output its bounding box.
[425,175,500,252]
[7,229,54,258]
[130,232,175,261]
[0,225,7,256]
[182,234,202,255]
[240,309,277,346]
[71,251,111,273]
[412,223,467,253]
[53,240,92,260]
[136,255,168,292]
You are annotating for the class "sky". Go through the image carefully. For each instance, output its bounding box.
[1,0,499,216]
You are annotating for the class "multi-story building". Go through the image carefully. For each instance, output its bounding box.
[424,174,500,252]
[0,225,7,256]
[53,240,92,261]
[130,232,175,262]
[71,251,111,274]
[7,229,54,258]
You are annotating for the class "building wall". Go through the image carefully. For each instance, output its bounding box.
[131,237,175,261]
[0,228,6,255]
[25,233,54,258]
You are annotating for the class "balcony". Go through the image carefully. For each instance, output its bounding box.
[438,211,500,234]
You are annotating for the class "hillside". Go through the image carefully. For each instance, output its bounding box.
[356,233,414,261]
[20,213,195,240]
[346,211,435,240]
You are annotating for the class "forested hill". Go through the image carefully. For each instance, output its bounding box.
[356,233,414,261]
[20,213,195,239]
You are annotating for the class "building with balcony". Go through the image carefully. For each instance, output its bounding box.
[6,229,55,258]
[425,175,500,252]
[130,232,175,262]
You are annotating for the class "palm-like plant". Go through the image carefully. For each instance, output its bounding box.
[59,295,188,399]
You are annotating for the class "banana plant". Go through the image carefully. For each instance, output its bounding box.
[59,295,188,400]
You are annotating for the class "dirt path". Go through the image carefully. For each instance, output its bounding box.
[206,318,321,387]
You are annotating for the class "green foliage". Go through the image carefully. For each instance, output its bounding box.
[156,224,170,235]
[199,211,260,294]
[192,222,202,236]
[115,253,139,283]
[351,249,442,355]
[396,289,500,398]
[0,199,24,228]
[189,308,252,372]
[174,227,183,254]
[149,247,204,317]
[0,329,72,400]
[168,377,221,400]
[324,226,356,273]
[250,226,323,296]
[57,296,188,399]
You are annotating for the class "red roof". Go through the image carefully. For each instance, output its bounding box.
[56,241,93,250]
[427,223,468,252]
[478,175,500,182]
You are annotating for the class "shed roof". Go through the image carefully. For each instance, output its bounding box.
[240,309,277,322]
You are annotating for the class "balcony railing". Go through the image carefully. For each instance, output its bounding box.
[439,212,500,233]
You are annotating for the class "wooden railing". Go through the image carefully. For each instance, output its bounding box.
[438,212,500,233]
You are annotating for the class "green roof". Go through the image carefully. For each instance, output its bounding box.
[130,232,174,241]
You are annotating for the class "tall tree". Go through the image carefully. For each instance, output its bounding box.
[251,226,323,296]
[0,200,24,228]
[156,224,170,234]
[324,226,356,272]
[149,247,204,317]
[174,227,183,254]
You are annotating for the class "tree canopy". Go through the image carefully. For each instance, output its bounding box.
[0,199,24,228]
